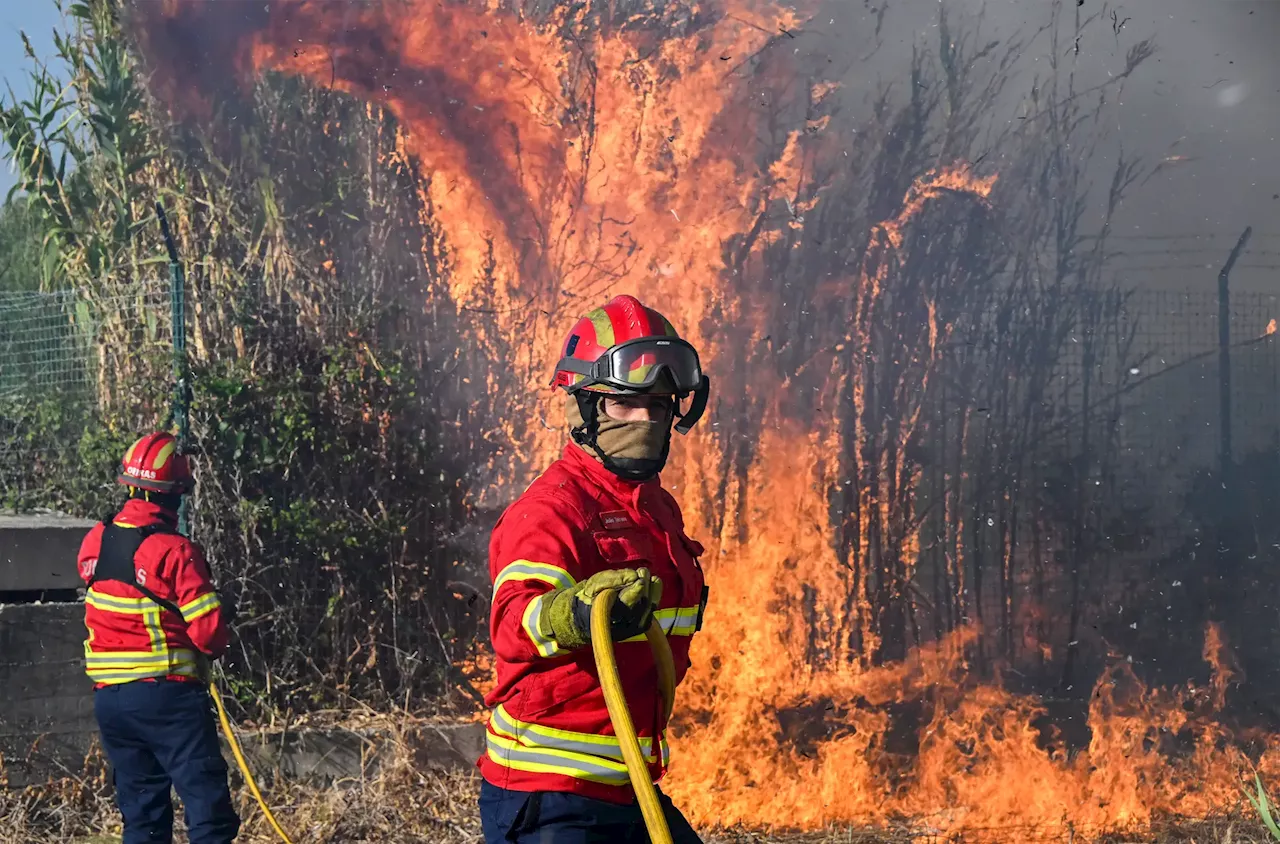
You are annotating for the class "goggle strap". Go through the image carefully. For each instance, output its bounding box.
[674,376,710,434]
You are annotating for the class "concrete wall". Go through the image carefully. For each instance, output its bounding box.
[0,513,98,786]
[0,511,97,594]
[0,602,97,787]
[234,722,486,784]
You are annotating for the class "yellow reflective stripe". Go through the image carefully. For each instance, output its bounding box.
[486,732,632,786]
[151,440,175,470]
[85,649,199,683]
[143,607,165,653]
[492,704,668,765]
[86,586,186,619]
[493,561,577,597]
[180,592,220,622]
[620,606,702,642]
[522,593,561,658]
[86,650,181,663]
[85,589,151,614]
[87,665,200,684]
[587,307,615,349]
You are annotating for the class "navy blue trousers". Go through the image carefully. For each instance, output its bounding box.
[479,779,703,843]
[94,680,240,844]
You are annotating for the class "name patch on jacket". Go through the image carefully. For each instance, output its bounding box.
[600,511,632,531]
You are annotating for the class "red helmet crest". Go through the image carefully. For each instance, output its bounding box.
[118,432,193,494]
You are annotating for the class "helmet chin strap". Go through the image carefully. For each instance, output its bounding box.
[570,392,673,482]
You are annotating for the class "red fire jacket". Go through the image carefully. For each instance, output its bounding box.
[478,443,708,803]
[78,499,229,686]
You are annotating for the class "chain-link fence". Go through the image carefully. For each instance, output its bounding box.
[1112,289,1279,533]
[0,280,172,398]
[0,279,1272,506]
[0,280,173,510]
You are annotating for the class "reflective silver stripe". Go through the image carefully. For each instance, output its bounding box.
[522,593,561,658]
[661,606,700,637]
[85,650,198,670]
[85,591,151,613]
[486,734,632,785]
[491,705,669,765]
[86,653,172,665]
[179,592,220,622]
[620,606,701,642]
[493,561,577,597]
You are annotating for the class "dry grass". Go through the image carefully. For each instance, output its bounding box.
[1,751,1272,844]
[1,756,483,843]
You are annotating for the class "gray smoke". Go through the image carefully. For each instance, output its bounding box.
[800,0,1279,289]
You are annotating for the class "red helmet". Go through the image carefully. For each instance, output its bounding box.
[551,295,710,433]
[117,432,193,495]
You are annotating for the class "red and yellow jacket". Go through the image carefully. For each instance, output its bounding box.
[78,499,229,686]
[478,443,708,803]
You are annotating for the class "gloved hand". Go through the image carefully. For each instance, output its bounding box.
[217,588,238,625]
[538,567,662,650]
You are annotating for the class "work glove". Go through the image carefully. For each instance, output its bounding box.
[217,588,238,625]
[195,651,213,684]
[538,567,663,650]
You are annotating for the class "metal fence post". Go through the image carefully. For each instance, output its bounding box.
[1217,227,1252,483]
[157,202,191,536]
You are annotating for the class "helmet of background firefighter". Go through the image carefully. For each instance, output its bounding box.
[117,432,194,496]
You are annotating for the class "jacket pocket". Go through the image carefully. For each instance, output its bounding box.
[515,661,598,719]
[592,531,653,565]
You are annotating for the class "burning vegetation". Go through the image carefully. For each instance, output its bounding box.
[2,0,1273,839]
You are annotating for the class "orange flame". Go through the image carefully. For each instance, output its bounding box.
[131,1,1272,838]
[1265,318,1277,337]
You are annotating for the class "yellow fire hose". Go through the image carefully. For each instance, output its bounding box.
[209,679,296,844]
[205,588,674,844]
[592,588,678,844]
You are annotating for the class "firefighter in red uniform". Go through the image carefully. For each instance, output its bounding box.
[478,295,711,843]
[78,432,240,844]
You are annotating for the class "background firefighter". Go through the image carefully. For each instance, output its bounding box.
[477,294,712,843]
[77,432,240,844]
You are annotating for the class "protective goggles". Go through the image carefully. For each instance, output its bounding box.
[557,337,703,394]
[557,337,711,433]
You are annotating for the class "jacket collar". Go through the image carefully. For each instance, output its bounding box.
[115,497,180,529]
[561,441,662,508]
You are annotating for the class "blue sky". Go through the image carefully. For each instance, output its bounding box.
[0,1,60,197]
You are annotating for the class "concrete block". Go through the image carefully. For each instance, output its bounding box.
[0,512,97,592]
[0,602,96,786]
[0,602,85,662]
[231,722,486,784]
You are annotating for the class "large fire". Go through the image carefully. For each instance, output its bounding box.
[131,0,1277,838]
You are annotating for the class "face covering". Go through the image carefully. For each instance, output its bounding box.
[567,393,674,482]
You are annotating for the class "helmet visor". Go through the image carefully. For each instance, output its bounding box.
[560,337,704,394]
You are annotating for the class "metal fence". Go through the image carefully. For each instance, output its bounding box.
[0,280,173,399]
[0,280,174,507]
[1111,289,1280,524]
